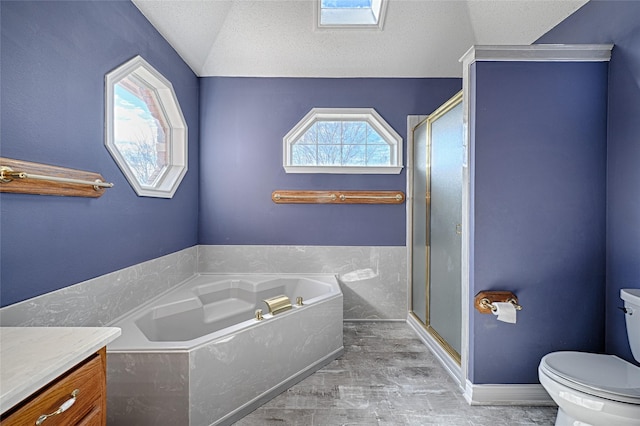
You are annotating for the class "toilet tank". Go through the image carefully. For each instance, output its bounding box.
[621,288,640,362]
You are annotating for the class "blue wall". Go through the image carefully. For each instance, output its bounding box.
[0,1,200,307]
[0,2,460,306]
[199,77,460,246]
[538,0,640,365]
[470,61,608,383]
[5,0,636,388]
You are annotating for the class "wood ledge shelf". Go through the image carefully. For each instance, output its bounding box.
[0,157,113,198]
[272,190,405,204]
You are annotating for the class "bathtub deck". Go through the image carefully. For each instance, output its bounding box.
[235,322,558,426]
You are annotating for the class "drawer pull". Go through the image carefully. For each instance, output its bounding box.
[35,389,79,425]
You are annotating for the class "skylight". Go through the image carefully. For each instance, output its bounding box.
[317,0,386,29]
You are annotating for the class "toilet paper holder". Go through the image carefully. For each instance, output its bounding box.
[474,291,522,314]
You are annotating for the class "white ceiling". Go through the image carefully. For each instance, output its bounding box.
[132,0,588,78]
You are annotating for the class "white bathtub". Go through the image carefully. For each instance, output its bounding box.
[106,273,343,426]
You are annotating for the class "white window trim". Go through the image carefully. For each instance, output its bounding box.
[314,0,388,30]
[105,55,188,198]
[283,108,403,174]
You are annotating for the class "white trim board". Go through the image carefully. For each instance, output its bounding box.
[464,380,556,406]
[460,44,613,65]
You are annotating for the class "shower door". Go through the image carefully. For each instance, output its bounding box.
[411,91,463,362]
[411,118,429,324]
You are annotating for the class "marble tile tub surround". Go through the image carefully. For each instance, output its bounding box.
[107,292,343,426]
[0,247,198,327]
[0,244,407,326]
[198,245,407,321]
[107,351,190,425]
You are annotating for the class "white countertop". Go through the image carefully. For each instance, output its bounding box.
[0,327,121,415]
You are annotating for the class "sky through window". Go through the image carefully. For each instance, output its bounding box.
[318,0,384,28]
[283,108,402,174]
[292,121,390,167]
[114,81,168,186]
[321,0,372,9]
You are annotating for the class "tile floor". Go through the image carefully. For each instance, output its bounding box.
[235,322,557,426]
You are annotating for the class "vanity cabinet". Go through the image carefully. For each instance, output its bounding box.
[0,348,106,426]
[0,328,119,426]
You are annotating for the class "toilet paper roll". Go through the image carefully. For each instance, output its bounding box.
[492,302,517,323]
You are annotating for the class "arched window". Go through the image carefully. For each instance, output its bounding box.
[283,108,402,174]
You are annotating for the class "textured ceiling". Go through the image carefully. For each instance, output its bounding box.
[132,0,588,78]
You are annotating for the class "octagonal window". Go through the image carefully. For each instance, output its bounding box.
[105,56,187,198]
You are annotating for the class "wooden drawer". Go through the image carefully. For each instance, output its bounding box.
[1,350,106,426]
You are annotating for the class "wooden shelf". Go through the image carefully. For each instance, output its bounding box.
[0,157,113,198]
[272,190,405,204]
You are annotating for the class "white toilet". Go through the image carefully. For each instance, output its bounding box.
[538,289,640,426]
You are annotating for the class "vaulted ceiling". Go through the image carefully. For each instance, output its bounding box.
[132,0,588,78]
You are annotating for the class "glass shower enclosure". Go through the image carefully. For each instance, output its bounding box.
[411,91,463,362]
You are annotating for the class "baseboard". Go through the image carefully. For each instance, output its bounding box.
[405,315,556,407]
[463,379,557,406]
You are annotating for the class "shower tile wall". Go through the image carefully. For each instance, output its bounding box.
[198,245,407,320]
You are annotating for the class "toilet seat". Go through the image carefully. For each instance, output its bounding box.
[540,351,640,405]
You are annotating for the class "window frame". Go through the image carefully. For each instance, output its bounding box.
[315,0,388,30]
[105,55,188,198]
[283,108,403,174]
